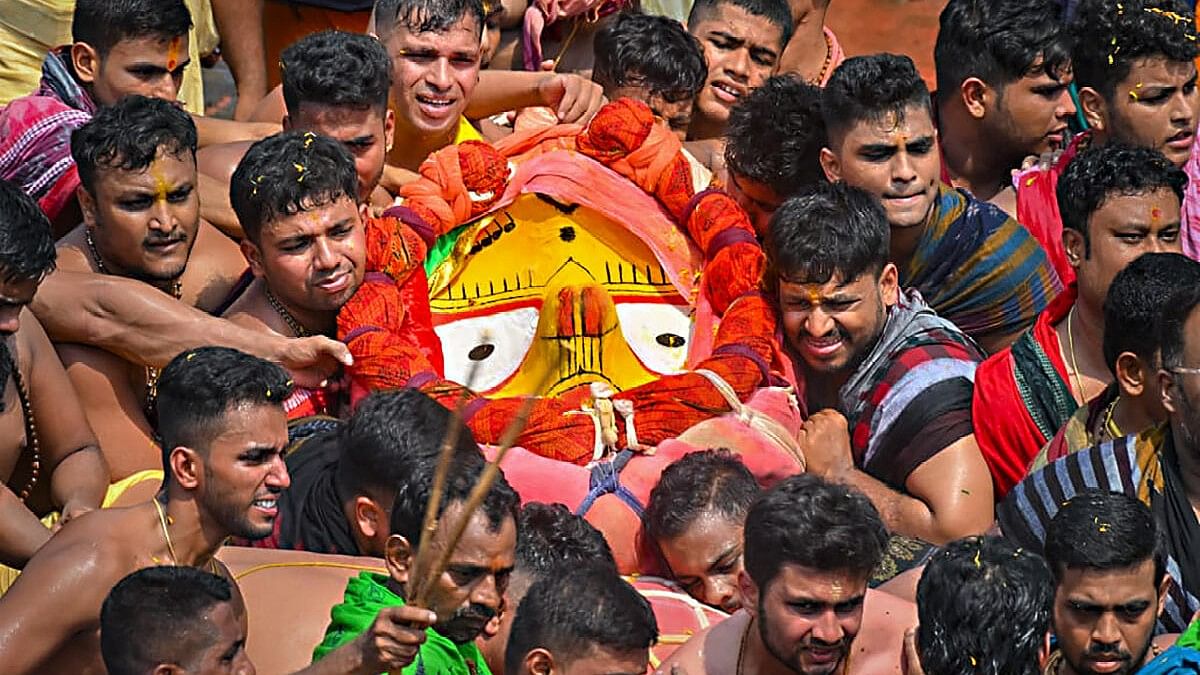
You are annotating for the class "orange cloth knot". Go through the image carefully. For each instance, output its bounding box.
[577,98,655,162]
[457,140,510,217]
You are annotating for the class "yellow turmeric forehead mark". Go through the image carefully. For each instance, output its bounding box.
[166,36,182,71]
[150,161,170,202]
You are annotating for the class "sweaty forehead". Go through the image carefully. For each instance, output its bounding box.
[105,34,190,63]
[438,505,517,567]
[96,150,196,188]
[691,4,785,49]
[294,104,383,136]
[840,105,935,145]
[389,20,482,53]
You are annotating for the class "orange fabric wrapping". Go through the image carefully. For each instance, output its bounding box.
[398,140,509,236]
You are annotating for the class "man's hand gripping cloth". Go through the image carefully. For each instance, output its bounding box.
[337,99,789,464]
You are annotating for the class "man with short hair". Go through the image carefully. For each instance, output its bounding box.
[505,566,658,675]
[242,388,484,556]
[1034,253,1200,468]
[684,0,793,171]
[1042,491,1169,675]
[477,503,619,674]
[1016,0,1200,280]
[933,0,1076,212]
[768,181,993,543]
[660,475,914,674]
[312,448,520,674]
[724,75,826,235]
[52,95,247,479]
[997,282,1200,632]
[591,12,707,140]
[973,143,1186,498]
[913,536,1054,675]
[0,346,291,673]
[100,566,255,675]
[820,53,1060,353]
[0,179,108,568]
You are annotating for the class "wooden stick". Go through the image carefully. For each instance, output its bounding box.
[408,356,483,605]
[410,382,544,609]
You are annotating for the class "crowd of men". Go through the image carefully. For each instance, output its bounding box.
[1,0,1200,673]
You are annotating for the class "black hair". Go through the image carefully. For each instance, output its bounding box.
[374,0,485,39]
[725,76,826,195]
[823,53,932,141]
[934,0,1072,102]
[592,12,706,103]
[1045,490,1166,587]
[1157,283,1200,371]
[1072,0,1199,103]
[916,536,1053,675]
[281,30,393,117]
[71,95,198,195]
[1057,143,1186,255]
[687,0,794,48]
[338,388,485,503]
[504,566,658,674]
[765,180,890,286]
[100,566,233,675]
[72,0,193,58]
[1103,253,1200,374]
[517,502,618,577]
[388,445,519,550]
[0,180,56,284]
[229,131,359,243]
[643,449,759,544]
[743,474,888,587]
[157,347,292,470]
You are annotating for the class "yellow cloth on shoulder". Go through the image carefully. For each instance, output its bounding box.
[455,116,483,144]
[0,469,164,594]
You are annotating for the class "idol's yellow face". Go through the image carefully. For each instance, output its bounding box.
[429,192,694,397]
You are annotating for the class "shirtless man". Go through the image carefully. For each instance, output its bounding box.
[0,180,108,568]
[55,95,247,480]
[0,346,292,674]
[659,474,915,675]
[224,131,367,418]
[683,0,792,174]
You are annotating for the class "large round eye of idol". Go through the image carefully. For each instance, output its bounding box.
[615,302,692,375]
[434,308,539,392]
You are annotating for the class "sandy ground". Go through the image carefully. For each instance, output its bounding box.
[827,0,947,85]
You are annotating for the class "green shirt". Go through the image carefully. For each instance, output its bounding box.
[312,572,491,675]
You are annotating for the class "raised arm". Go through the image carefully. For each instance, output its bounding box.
[210,0,269,121]
[801,411,994,545]
[21,310,108,522]
[467,69,605,124]
[31,270,351,386]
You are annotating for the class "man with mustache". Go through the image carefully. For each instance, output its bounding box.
[52,95,249,482]
[659,475,911,675]
[997,282,1200,633]
[312,438,519,674]
[0,346,292,674]
[932,0,1076,217]
[819,53,1060,354]
[1042,492,1170,675]
[1015,0,1200,283]
[765,181,993,544]
[223,131,367,420]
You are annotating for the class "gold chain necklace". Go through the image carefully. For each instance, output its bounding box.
[265,287,310,338]
[1066,307,1090,403]
[85,228,182,416]
[152,497,219,575]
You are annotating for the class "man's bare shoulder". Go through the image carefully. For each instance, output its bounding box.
[657,610,745,674]
[187,221,248,313]
[53,227,94,274]
[221,283,275,334]
[849,589,918,675]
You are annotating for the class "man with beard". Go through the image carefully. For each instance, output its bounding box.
[683,0,792,172]
[660,475,911,674]
[973,144,1185,499]
[52,95,247,481]
[766,181,993,544]
[312,443,520,674]
[0,180,109,570]
[1016,0,1200,282]
[223,131,367,420]
[912,536,1054,675]
[1042,492,1170,675]
[932,0,1075,216]
[0,346,292,674]
[998,281,1200,632]
[819,53,1060,353]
